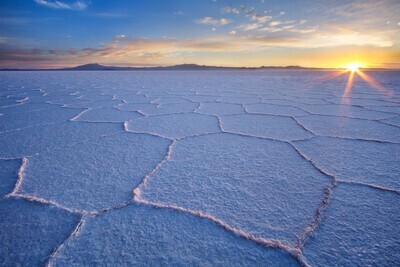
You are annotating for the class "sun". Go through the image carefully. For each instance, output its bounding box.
[346,62,362,72]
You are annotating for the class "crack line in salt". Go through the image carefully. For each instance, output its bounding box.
[45,216,89,267]
[143,111,202,118]
[123,122,173,140]
[377,119,400,128]
[7,157,28,196]
[316,135,400,145]
[69,108,91,121]
[133,139,176,197]
[336,179,400,194]
[219,128,314,143]
[134,197,306,264]
[291,116,317,136]
[297,112,399,123]
[7,193,93,215]
[288,143,337,252]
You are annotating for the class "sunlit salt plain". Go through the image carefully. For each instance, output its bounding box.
[0,70,399,266]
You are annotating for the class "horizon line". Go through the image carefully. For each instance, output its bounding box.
[1,63,399,71]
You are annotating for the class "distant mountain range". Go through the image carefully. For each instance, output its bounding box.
[62,63,315,71]
[0,63,320,71]
[0,63,392,71]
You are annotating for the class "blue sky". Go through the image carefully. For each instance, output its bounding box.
[0,0,399,68]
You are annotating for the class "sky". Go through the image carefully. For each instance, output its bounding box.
[0,0,399,68]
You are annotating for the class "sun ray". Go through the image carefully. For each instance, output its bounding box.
[341,70,356,104]
[320,70,348,81]
[306,70,348,92]
[356,70,393,97]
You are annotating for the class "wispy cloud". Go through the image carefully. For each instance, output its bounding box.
[194,17,232,26]
[221,4,274,32]
[238,23,263,31]
[33,0,89,10]
[251,14,271,23]
[222,5,271,23]
[269,21,282,26]
[259,27,282,33]
[289,27,317,34]
[268,20,296,28]
[220,4,321,39]
[282,25,295,30]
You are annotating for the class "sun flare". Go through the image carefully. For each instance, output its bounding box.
[340,61,392,103]
[346,62,362,72]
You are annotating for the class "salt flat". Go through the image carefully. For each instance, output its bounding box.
[0,70,399,266]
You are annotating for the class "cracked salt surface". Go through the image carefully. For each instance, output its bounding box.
[138,133,331,245]
[295,114,400,143]
[126,112,221,139]
[71,107,142,122]
[116,93,155,103]
[380,115,400,127]
[295,103,395,120]
[0,102,61,114]
[65,99,123,108]
[0,70,399,266]
[135,102,199,116]
[152,96,194,105]
[0,121,122,158]
[196,102,246,116]
[293,137,400,191]
[0,198,80,266]
[0,106,85,133]
[303,184,400,266]
[21,132,170,211]
[51,203,298,266]
[115,102,156,112]
[221,114,314,141]
[244,103,309,116]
